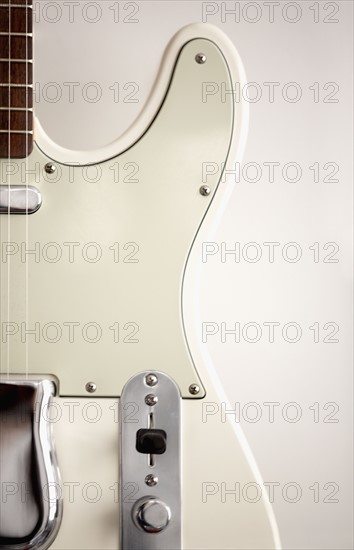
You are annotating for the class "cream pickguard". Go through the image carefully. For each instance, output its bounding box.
[0,23,280,549]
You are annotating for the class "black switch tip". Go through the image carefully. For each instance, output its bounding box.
[136,429,167,455]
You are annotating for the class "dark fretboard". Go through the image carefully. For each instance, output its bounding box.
[0,0,33,158]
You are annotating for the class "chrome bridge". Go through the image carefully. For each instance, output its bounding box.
[0,379,62,549]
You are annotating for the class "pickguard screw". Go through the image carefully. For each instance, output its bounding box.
[44,162,56,174]
[145,394,158,406]
[195,53,207,64]
[145,474,158,487]
[200,185,211,196]
[145,373,158,387]
[86,382,97,393]
[189,384,200,395]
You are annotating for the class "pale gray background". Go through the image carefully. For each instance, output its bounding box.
[34,1,353,548]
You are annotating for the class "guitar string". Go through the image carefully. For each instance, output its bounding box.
[6,0,11,379]
[25,0,29,380]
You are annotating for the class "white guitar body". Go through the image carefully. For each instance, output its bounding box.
[0,24,280,549]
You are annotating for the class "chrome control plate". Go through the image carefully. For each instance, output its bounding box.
[120,371,181,549]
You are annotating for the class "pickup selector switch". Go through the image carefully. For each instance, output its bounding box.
[136,429,167,455]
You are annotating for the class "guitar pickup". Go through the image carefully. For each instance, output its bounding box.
[0,185,42,214]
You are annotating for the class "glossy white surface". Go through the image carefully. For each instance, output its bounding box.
[0,23,280,549]
[31,5,353,550]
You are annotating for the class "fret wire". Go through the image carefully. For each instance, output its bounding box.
[0,5,33,8]
[0,130,33,134]
[0,107,33,111]
[0,84,33,88]
[0,59,33,62]
[0,32,33,36]
[0,83,33,87]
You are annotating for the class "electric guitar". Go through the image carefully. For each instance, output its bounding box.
[0,2,281,548]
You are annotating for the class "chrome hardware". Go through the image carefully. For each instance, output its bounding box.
[145,373,158,387]
[133,497,171,533]
[195,53,207,64]
[120,371,181,549]
[85,381,97,393]
[145,393,158,406]
[189,383,200,395]
[0,185,41,214]
[199,185,211,196]
[44,162,56,174]
[0,379,62,549]
[145,474,159,487]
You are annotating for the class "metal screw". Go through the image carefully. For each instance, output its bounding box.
[145,474,158,487]
[195,53,207,64]
[189,384,200,395]
[145,373,158,387]
[200,185,211,196]
[85,382,97,393]
[145,394,158,406]
[44,162,56,174]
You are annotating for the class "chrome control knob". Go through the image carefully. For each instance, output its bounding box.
[133,497,171,533]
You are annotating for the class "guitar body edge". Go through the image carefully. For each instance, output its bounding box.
[0,23,281,550]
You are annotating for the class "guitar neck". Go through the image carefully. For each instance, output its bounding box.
[0,0,33,158]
